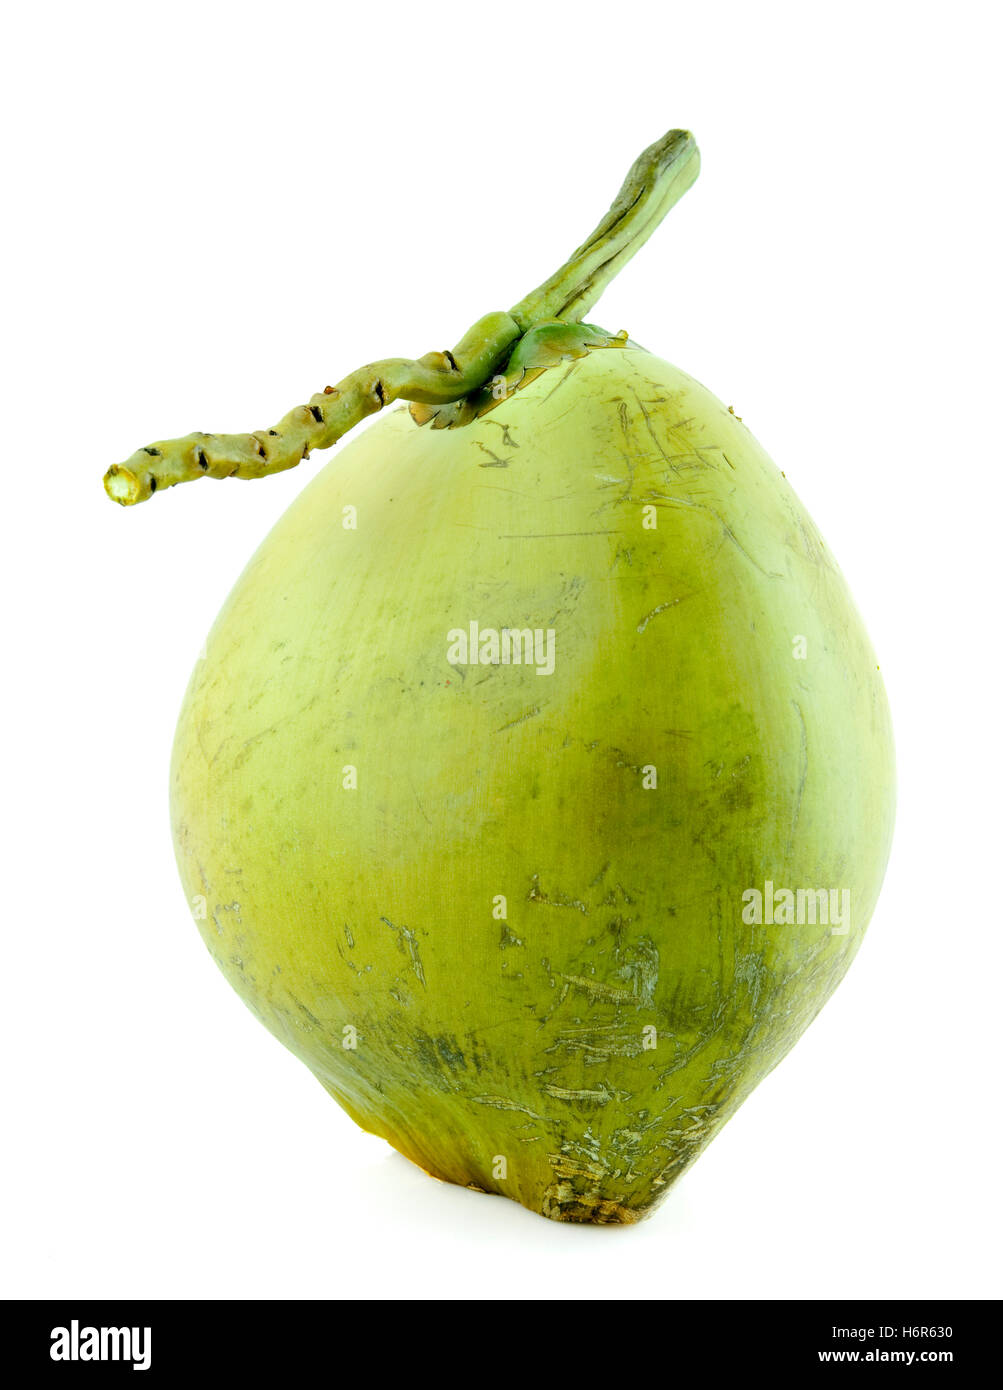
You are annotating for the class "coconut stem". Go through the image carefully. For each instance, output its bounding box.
[510,129,700,329]
[103,129,699,506]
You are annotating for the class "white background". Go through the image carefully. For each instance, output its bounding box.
[2,0,1000,1300]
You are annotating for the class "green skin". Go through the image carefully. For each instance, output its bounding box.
[170,346,895,1222]
[108,127,894,1221]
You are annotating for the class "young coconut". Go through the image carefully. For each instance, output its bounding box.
[105,130,895,1223]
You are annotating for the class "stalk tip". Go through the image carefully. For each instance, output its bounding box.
[104,464,141,505]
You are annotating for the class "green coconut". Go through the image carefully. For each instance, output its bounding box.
[106,130,895,1223]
